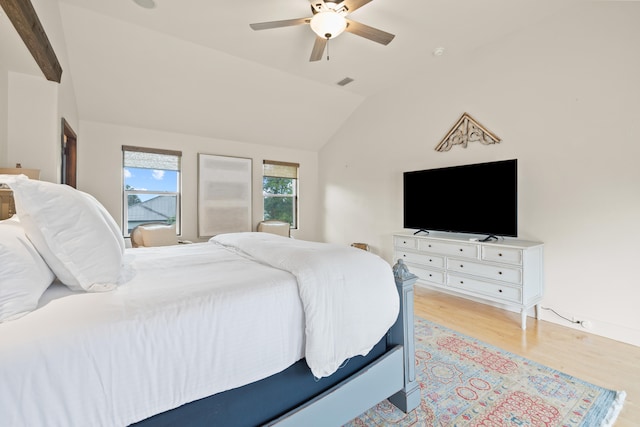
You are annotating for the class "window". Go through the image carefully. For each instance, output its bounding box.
[122,146,182,236]
[263,160,299,228]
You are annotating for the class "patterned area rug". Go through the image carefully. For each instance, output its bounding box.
[346,317,625,427]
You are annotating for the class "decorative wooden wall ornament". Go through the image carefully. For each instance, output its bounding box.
[435,113,501,152]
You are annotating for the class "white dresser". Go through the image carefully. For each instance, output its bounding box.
[393,232,544,329]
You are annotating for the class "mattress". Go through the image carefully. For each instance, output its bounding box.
[0,235,399,427]
[0,242,305,426]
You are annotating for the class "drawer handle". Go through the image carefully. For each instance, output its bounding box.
[498,289,503,293]
[498,253,503,257]
[460,264,464,268]
[403,241,407,244]
[429,274,433,277]
[459,280,464,284]
[498,271,502,275]
[459,248,463,252]
[403,254,406,257]
[428,244,432,248]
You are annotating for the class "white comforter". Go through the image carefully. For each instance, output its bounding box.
[0,235,399,426]
[212,232,400,378]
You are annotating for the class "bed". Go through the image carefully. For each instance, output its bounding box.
[0,174,419,426]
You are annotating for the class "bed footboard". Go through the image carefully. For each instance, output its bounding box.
[387,269,420,412]
[266,264,420,426]
[265,346,404,426]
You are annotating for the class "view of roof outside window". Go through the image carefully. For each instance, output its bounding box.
[124,167,179,233]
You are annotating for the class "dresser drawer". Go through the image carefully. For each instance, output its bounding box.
[410,265,445,285]
[447,258,522,284]
[397,250,445,269]
[394,236,417,249]
[418,240,478,259]
[481,246,523,265]
[447,274,521,303]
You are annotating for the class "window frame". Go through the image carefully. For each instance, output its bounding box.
[262,160,299,229]
[122,146,182,237]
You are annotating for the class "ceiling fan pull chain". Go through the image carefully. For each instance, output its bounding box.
[326,35,330,61]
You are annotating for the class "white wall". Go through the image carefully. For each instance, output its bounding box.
[0,67,7,163]
[77,120,320,243]
[6,72,58,180]
[319,2,640,346]
[1,0,79,180]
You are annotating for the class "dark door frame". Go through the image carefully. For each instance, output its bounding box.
[61,118,77,188]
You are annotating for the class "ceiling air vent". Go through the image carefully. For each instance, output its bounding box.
[337,77,354,86]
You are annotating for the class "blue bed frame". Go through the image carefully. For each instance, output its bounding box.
[132,272,419,427]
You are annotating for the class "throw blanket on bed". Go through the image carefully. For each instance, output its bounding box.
[211,232,400,378]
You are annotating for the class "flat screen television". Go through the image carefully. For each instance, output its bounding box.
[403,159,517,237]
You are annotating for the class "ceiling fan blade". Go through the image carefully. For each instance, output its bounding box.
[341,0,373,13]
[345,19,395,45]
[309,36,327,61]
[249,17,310,31]
[309,0,326,14]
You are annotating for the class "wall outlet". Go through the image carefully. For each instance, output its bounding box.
[580,320,593,329]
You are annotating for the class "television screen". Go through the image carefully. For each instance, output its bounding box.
[403,159,517,237]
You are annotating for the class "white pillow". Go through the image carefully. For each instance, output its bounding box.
[0,216,55,322]
[5,175,124,292]
[138,223,178,247]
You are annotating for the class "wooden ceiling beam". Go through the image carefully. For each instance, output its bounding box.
[0,0,62,83]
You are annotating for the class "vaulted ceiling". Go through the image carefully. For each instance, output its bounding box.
[3,0,585,151]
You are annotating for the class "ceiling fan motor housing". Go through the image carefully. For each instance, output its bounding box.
[310,11,347,39]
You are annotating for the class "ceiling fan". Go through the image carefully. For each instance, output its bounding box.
[249,0,395,61]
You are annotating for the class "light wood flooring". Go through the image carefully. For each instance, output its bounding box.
[413,286,640,426]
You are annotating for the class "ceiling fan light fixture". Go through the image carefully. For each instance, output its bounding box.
[310,11,347,39]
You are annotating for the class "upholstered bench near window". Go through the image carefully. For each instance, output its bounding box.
[131,223,179,248]
[257,220,291,237]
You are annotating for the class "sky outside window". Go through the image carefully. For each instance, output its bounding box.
[124,167,178,201]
